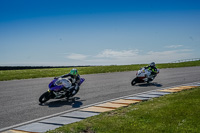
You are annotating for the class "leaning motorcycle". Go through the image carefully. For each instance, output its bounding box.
[131,67,159,86]
[39,77,85,104]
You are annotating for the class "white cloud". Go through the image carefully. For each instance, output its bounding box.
[66,53,88,60]
[145,49,193,63]
[165,45,183,48]
[62,48,194,66]
[103,49,192,64]
[96,49,139,58]
[179,49,193,52]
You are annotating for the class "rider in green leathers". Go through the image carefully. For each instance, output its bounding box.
[144,62,159,82]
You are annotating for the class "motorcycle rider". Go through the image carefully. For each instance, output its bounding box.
[144,62,159,82]
[55,68,80,96]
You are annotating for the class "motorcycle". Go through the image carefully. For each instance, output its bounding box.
[39,77,85,104]
[131,67,159,86]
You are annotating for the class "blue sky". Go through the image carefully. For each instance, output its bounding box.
[0,0,200,66]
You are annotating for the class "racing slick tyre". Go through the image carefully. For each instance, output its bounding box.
[70,87,80,97]
[131,79,137,86]
[39,91,50,104]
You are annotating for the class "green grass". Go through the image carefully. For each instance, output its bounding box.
[47,87,200,133]
[0,61,200,81]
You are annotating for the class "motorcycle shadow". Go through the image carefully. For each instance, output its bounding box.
[39,97,85,108]
[137,82,162,87]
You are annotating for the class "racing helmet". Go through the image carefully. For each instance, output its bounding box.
[70,68,78,76]
[149,62,155,67]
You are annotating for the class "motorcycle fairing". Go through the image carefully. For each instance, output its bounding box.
[78,78,85,86]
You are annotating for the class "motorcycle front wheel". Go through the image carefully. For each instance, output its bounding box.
[131,78,137,86]
[39,91,50,103]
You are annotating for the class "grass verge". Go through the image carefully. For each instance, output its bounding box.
[47,87,200,133]
[0,61,200,81]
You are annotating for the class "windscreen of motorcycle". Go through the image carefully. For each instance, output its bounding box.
[137,67,151,77]
[55,79,71,88]
[62,79,71,88]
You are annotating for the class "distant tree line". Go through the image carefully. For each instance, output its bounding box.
[0,66,90,70]
[171,58,200,63]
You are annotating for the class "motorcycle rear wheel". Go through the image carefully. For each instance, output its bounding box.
[39,91,50,103]
[70,87,80,97]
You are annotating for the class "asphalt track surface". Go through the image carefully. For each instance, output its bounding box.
[0,66,200,130]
